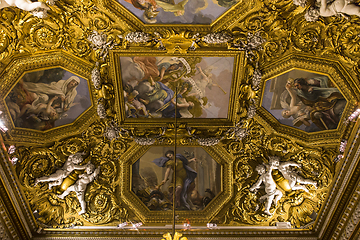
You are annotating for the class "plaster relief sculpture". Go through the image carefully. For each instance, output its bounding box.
[58,164,100,215]
[269,156,317,192]
[0,0,50,18]
[249,164,283,215]
[34,152,89,189]
[305,0,360,21]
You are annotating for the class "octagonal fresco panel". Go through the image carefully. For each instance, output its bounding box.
[120,56,234,118]
[132,146,221,211]
[262,69,346,132]
[6,68,92,131]
[118,0,238,24]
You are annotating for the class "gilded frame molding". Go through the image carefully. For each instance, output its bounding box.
[0,51,97,146]
[110,50,244,128]
[258,53,358,143]
[120,143,233,224]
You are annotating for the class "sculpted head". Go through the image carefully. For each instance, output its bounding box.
[68,152,85,164]
[269,156,280,167]
[255,165,266,175]
[86,163,95,174]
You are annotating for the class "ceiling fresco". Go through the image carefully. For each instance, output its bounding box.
[120,56,234,118]
[118,0,238,24]
[6,68,92,131]
[262,70,347,132]
[132,146,221,211]
[0,0,359,239]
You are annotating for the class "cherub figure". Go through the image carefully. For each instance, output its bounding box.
[249,164,283,215]
[269,156,317,193]
[305,0,360,21]
[0,0,51,18]
[281,82,311,127]
[58,164,100,215]
[19,96,59,121]
[35,152,89,189]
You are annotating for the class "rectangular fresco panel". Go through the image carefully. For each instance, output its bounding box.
[132,146,221,211]
[118,0,238,24]
[6,68,92,131]
[262,70,346,132]
[120,56,234,118]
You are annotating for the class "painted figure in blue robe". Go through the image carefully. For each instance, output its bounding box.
[153,150,197,209]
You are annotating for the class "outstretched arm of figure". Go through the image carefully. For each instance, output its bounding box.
[159,67,166,82]
[161,166,171,184]
[285,83,298,108]
[281,161,301,168]
[249,177,263,192]
[170,98,191,108]
[196,66,210,83]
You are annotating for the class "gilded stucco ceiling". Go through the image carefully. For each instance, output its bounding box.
[0,0,359,239]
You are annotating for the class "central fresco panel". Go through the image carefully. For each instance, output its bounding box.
[118,0,238,24]
[120,56,234,119]
[132,146,221,211]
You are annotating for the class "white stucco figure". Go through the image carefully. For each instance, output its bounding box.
[305,0,360,21]
[268,156,317,193]
[34,152,89,189]
[0,0,51,18]
[58,164,100,215]
[249,164,283,216]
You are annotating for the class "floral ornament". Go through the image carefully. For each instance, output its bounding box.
[186,128,221,146]
[226,122,249,141]
[305,7,320,22]
[133,127,167,146]
[188,33,201,51]
[97,98,106,119]
[87,31,116,61]
[123,32,151,43]
[91,62,101,90]
[293,0,307,7]
[60,137,87,155]
[134,137,156,145]
[233,32,266,61]
[153,32,166,51]
[203,32,233,44]
[247,105,257,119]
[196,137,221,146]
[252,68,262,90]
[103,121,120,141]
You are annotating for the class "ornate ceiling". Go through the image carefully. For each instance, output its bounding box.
[0,0,359,239]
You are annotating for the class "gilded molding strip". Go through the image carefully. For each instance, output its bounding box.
[317,127,360,237]
[0,145,34,237]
